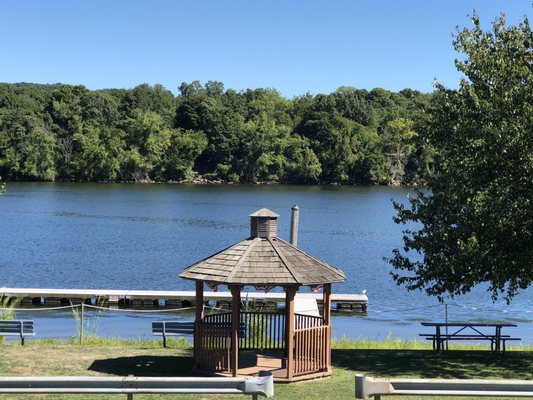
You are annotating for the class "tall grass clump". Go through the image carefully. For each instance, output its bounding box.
[332,335,432,350]
[68,336,191,347]
[70,299,108,343]
[240,302,272,349]
[332,336,532,352]
[0,296,20,320]
[0,296,21,343]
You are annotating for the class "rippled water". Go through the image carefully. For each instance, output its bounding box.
[1,183,532,341]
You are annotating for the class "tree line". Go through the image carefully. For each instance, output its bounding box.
[0,81,433,185]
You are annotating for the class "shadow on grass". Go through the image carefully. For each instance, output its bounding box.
[332,349,533,379]
[89,355,193,377]
[88,348,533,379]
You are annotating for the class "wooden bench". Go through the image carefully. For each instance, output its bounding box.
[153,320,248,347]
[152,321,194,347]
[0,320,35,346]
[420,334,522,352]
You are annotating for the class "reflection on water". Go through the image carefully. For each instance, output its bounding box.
[19,209,247,230]
[1,183,532,342]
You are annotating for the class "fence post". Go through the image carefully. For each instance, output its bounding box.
[126,374,134,399]
[445,303,448,350]
[80,303,84,345]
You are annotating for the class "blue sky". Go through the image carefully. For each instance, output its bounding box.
[1,1,531,97]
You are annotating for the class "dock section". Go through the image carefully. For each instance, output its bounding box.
[0,287,367,312]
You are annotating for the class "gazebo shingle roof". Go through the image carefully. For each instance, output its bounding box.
[180,236,346,286]
[249,208,280,218]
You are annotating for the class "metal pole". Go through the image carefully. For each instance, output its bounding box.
[80,303,84,346]
[127,394,134,400]
[290,205,299,247]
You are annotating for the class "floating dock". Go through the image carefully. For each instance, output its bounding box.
[0,287,367,312]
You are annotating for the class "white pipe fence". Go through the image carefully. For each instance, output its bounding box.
[356,374,533,399]
[0,373,274,400]
[1,303,201,344]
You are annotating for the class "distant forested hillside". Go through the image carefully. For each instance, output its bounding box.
[0,81,433,185]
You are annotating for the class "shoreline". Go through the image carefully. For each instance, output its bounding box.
[1,179,415,188]
[10,308,533,346]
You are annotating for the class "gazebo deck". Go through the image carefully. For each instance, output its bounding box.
[207,351,332,383]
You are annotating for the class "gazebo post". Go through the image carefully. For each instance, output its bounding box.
[323,283,332,371]
[285,285,297,380]
[194,281,204,368]
[230,284,241,377]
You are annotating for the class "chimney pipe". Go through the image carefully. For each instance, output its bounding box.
[290,205,299,247]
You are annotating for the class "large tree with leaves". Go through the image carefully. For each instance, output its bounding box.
[390,13,532,302]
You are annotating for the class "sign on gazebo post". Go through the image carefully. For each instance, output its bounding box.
[180,208,346,382]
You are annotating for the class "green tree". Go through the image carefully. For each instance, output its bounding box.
[70,126,120,181]
[176,90,245,180]
[398,90,434,185]
[333,87,374,126]
[159,129,207,181]
[122,84,175,126]
[0,112,56,181]
[389,14,533,302]
[178,80,205,97]
[121,110,173,181]
[80,90,121,128]
[380,118,418,185]
[281,135,322,184]
[347,124,388,184]
[204,80,225,96]
[237,112,289,183]
[297,106,385,184]
[244,88,293,127]
[229,89,294,183]
[47,85,87,179]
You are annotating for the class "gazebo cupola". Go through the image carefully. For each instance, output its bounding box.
[180,207,346,382]
[249,208,279,238]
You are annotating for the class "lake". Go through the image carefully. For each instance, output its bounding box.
[1,183,532,342]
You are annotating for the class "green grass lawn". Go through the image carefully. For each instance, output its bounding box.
[0,338,531,399]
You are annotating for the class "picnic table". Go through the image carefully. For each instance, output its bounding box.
[420,322,520,353]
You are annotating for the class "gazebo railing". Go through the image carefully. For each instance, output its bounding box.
[199,312,286,361]
[240,312,285,350]
[197,311,330,377]
[197,313,232,372]
[294,314,329,376]
[293,325,329,376]
[294,313,323,329]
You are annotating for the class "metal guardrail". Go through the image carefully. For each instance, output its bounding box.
[356,374,533,399]
[0,373,274,399]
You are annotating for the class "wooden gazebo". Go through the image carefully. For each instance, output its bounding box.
[180,208,346,382]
